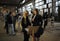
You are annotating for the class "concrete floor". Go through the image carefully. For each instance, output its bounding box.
[0,17,60,41]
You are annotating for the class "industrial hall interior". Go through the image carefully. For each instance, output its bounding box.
[0,0,60,41]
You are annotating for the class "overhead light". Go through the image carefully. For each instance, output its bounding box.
[20,0,25,4]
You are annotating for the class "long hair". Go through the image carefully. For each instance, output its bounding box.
[23,10,29,18]
[9,12,12,15]
[25,10,29,15]
[34,8,39,15]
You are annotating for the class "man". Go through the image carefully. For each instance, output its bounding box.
[7,12,16,35]
[12,12,17,32]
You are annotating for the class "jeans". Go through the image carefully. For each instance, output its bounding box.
[8,24,15,35]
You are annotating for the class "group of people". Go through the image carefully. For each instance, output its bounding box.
[21,9,48,41]
[2,8,48,41]
[3,10,17,35]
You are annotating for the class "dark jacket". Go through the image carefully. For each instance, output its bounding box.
[7,14,13,24]
[43,12,48,20]
[21,16,31,32]
[32,14,43,26]
[32,14,43,37]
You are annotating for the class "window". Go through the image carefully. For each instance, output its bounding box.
[46,0,49,3]
[39,1,44,5]
[27,6,30,9]
[35,0,42,3]
[35,3,39,7]
[56,7,58,13]
[56,0,60,1]
[50,8,52,13]
[30,5,33,8]
[27,3,32,6]
[44,9,48,12]
[48,3,52,8]
[35,6,39,9]
[46,0,52,3]
[49,0,52,2]
[43,4,47,8]
[40,6,43,9]
[36,6,43,9]
[23,7,25,12]
[25,3,33,12]
[18,8,21,13]
[56,1,59,6]
[58,1,60,6]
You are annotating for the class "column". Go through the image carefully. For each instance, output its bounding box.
[58,2,60,22]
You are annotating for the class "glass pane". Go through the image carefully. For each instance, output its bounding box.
[40,6,43,9]
[36,6,43,9]
[18,8,21,13]
[35,0,42,3]
[46,0,52,3]
[56,7,58,13]
[50,8,52,13]
[27,6,30,8]
[48,3,52,8]
[49,0,52,2]
[35,6,39,9]
[23,7,25,12]
[27,3,32,6]
[30,5,33,8]
[44,9,48,12]
[35,3,39,6]
[43,4,47,8]
[58,1,60,6]
[46,0,49,3]
[56,0,60,1]
[56,1,58,6]
[39,1,44,5]
[18,8,21,11]
[26,8,31,11]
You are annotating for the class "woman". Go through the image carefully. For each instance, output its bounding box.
[21,11,31,41]
[31,9,44,41]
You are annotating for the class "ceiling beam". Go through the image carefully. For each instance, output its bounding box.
[18,0,32,8]
[0,3,18,7]
[18,0,24,5]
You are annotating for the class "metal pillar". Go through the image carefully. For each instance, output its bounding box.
[57,1,60,22]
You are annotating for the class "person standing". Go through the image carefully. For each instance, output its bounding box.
[31,9,43,41]
[12,12,17,32]
[43,12,48,29]
[7,12,15,35]
[21,11,31,41]
[3,10,9,34]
